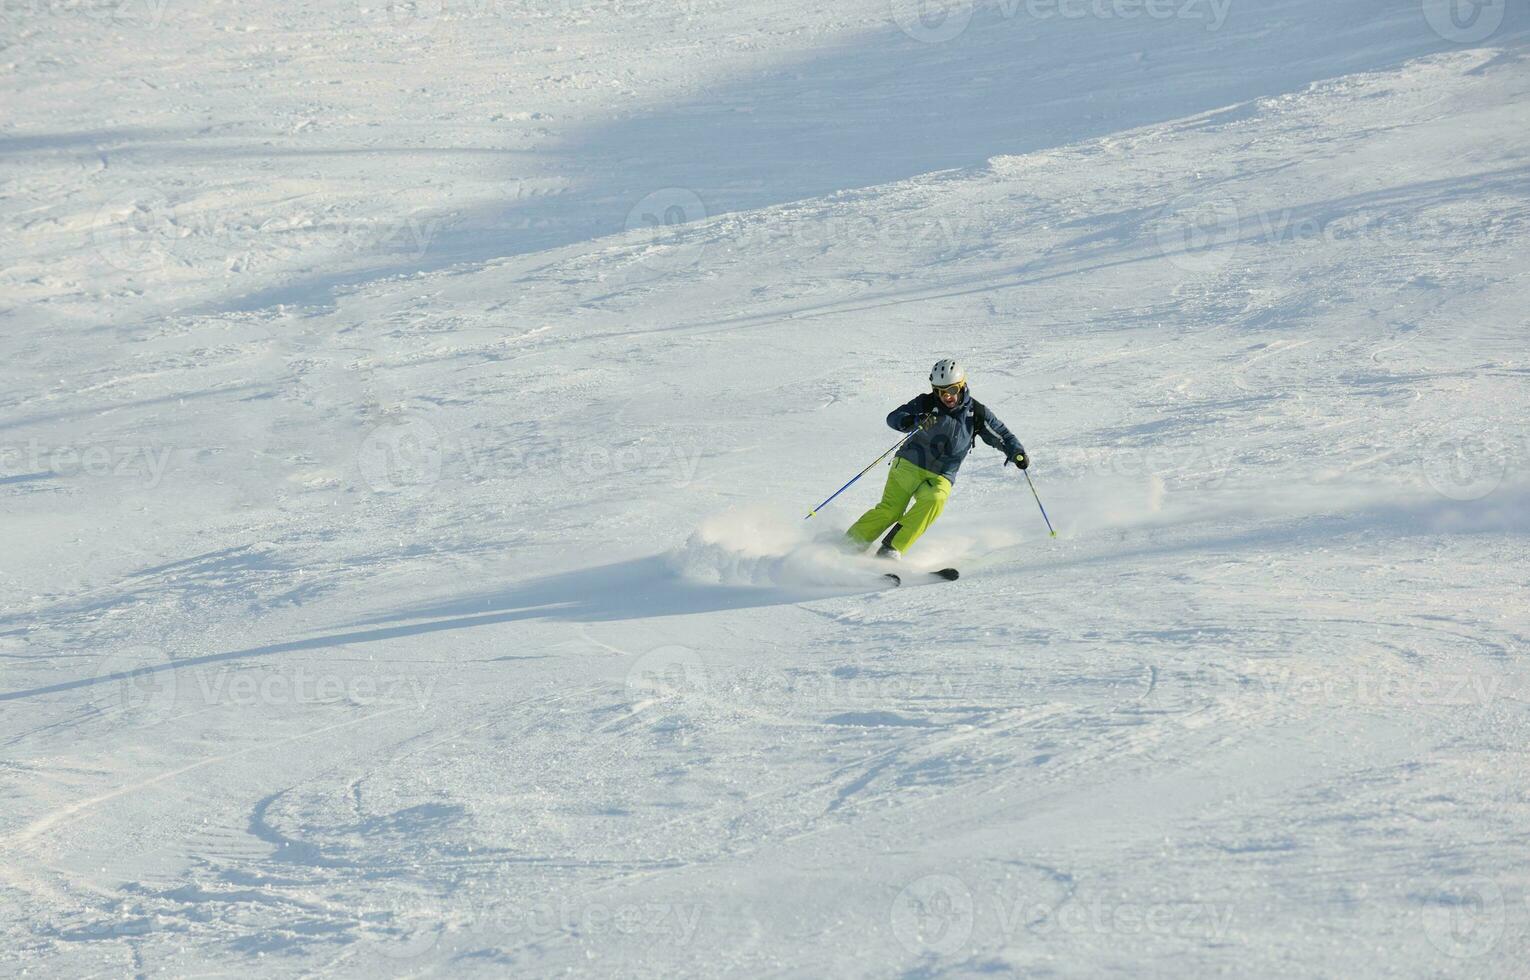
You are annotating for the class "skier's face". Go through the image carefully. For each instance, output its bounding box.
[935,384,962,408]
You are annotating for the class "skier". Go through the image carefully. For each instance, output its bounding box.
[846,358,1029,560]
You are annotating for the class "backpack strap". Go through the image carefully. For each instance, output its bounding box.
[970,399,986,449]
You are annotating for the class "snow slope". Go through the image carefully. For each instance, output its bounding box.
[3,1,1530,976]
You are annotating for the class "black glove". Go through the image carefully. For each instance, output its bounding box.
[1011,451,1029,470]
[917,411,938,431]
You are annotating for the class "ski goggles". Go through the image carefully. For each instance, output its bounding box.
[932,382,966,397]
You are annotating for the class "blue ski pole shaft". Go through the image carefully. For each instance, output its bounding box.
[804,431,915,520]
[1023,468,1057,538]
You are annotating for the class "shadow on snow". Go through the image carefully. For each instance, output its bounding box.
[0,556,855,703]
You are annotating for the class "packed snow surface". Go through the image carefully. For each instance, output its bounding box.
[3,0,1529,975]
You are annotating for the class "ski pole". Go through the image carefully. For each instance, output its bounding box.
[1023,468,1057,538]
[804,431,916,520]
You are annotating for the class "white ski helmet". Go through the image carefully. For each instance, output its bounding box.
[930,358,966,388]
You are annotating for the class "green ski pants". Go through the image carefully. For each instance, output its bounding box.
[846,458,952,553]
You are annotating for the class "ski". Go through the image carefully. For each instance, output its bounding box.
[882,567,958,587]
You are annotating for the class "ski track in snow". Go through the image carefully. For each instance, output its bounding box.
[4,0,1530,976]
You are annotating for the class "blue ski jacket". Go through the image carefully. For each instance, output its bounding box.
[889,388,1026,483]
